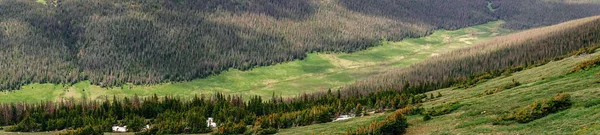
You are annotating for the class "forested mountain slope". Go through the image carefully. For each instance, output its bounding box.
[1,0,600,90]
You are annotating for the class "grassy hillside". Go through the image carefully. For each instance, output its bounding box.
[278,47,600,135]
[1,0,600,91]
[0,21,510,103]
[405,52,600,134]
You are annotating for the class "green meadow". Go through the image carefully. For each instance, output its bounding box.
[0,21,510,103]
[278,49,600,135]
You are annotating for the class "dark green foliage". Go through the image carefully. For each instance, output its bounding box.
[185,109,212,134]
[484,80,520,95]
[347,107,410,135]
[423,115,432,121]
[340,0,496,30]
[57,125,104,135]
[5,115,41,132]
[423,102,462,116]
[214,121,247,135]
[498,93,572,123]
[153,111,186,134]
[491,0,600,29]
[124,115,146,132]
[253,127,278,135]
[584,98,600,108]
[572,56,600,72]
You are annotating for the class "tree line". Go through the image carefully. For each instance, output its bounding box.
[0,89,433,134]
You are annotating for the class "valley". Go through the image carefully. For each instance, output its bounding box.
[2,1,600,135]
[0,21,510,103]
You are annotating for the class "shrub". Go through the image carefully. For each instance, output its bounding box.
[498,93,572,123]
[124,115,146,132]
[213,121,247,135]
[423,115,432,121]
[584,98,600,108]
[423,102,462,116]
[57,125,103,135]
[5,115,41,132]
[253,127,278,135]
[484,80,520,95]
[571,56,600,72]
[347,107,409,135]
[185,111,212,134]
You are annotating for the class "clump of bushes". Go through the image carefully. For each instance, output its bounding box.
[58,125,104,135]
[584,98,600,108]
[249,127,278,135]
[213,121,247,135]
[484,80,521,95]
[497,93,571,123]
[423,102,462,116]
[422,115,432,121]
[124,115,146,132]
[346,107,410,135]
[5,115,41,132]
[571,56,600,72]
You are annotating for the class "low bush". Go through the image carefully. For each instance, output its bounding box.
[252,127,278,135]
[484,80,521,95]
[213,121,247,135]
[423,115,432,121]
[584,98,600,108]
[346,107,410,135]
[5,116,41,132]
[423,102,462,116]
[498,93,571,123]
[571,56,600,72]
[57,125,104,135]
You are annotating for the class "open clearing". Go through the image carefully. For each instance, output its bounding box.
[0,21,511,103]
[278,49,600,134]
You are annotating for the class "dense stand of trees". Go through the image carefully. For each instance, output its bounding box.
[339,0,496,30]
[0,90,428,134]
[341,16,600,97]
[2,0,600,90]
[491,0,600,29]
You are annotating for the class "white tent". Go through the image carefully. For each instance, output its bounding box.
[112,125,127,132]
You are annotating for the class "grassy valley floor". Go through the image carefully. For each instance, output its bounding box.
[0,21,511,103]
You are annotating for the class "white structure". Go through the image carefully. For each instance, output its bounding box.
[334,115,354,121]
[112,125,127,132]
[207,117,217,128]
[142,124,151,131]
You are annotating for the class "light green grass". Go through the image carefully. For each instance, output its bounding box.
[35,0,46,5]
[286,50,600,134]
[0,21,511,103]
[404,52,600,135]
